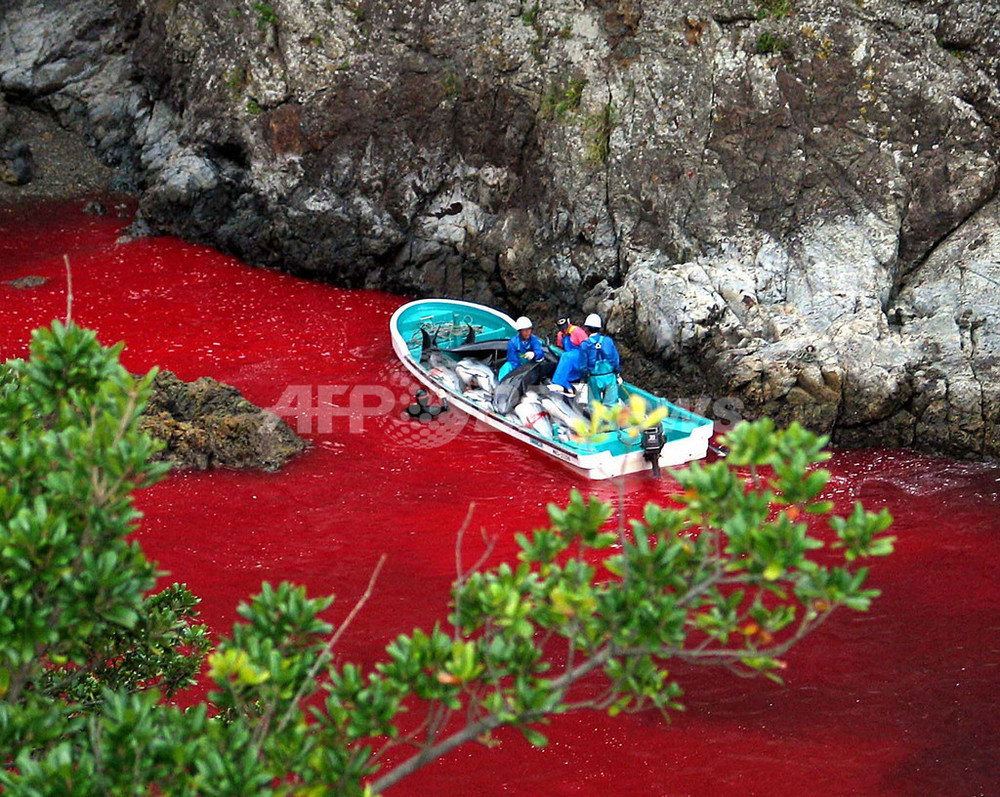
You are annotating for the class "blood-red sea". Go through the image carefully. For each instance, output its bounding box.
[2,199,998,796]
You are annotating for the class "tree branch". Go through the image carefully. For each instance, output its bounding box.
[370,650,612,793]
[272,555,387,738]
[63,254,73,324]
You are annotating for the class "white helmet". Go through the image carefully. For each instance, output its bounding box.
[584,313,602,329]
[514,316,533,331]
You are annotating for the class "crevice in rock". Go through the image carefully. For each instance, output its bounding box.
[695,43,719,230]
[959,261,989,453]
[602,71,622,289]
[677,46,719,256]
[892,174,1000,301]
[968,322,988,453]
[709,8,756,26]
[203,140,250,172]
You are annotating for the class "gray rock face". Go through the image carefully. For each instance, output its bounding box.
[3,0,1000,458]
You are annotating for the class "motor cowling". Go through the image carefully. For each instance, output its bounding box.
[641,425,666,477]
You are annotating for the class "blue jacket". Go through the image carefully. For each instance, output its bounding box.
[506,334,545,369]
[579,333,620,376]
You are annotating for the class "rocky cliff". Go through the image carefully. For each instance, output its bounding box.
[3,0,999,457]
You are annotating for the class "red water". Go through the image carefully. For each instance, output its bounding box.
[2,200,998,796]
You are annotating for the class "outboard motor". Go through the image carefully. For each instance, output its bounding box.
[641,424,666,477]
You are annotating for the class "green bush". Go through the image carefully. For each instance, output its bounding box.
[0,322,208,784]
[756,32,789,54]
[540,76,587,121]
[757,0,792,20]
[584,102,617,166]
[252,1,277,29]
[1,322,894,794]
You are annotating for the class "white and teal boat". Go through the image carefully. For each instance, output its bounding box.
[389,298,714,480]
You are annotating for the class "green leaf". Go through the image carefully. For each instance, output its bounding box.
[520,726,549,748]
[762,562,783,581]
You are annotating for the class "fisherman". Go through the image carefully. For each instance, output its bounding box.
[556,316,589,351]
[548,316,590,397]
[578,313,621,406]
[499,316,545,381]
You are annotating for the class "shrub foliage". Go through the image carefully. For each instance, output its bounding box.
[1,323,893,794]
